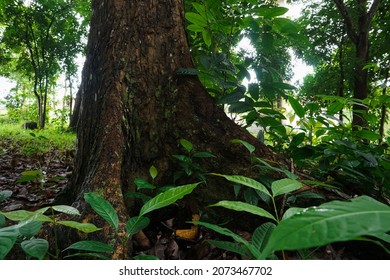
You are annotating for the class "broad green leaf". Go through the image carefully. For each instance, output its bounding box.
[254,7,288,18]
[253,158,298,179]
[370,232,390,244]
[211,201,276,222]
[187,24,205,33]
[273,82,296,90]
[271,178,302,197]
[65,241,114,253]
[179,139,193,152]
[193,221,261,259]
[290,133,305,147]
[19,221,42,238]
[232,139,255,154]
[288,96,305,118]
[149,165,158,180]
[0,215,5,228]
[192,2,207,17]
[273,18,300,34]
[354,130,381,141]
[140,183,199,216]
[134,178,156,190]
[21,239,48,260]
[0,190,12,202]
[185,12,207,27]
[261,196,390,258]
[228,100,254,113]
[192,152,215,158]
[207,240,251,258]
[84,192,119,231]
[281,207,304,220]
[0,210,53,223]
[126,216,150,237]
[192,221,248,246]
[202,30,212,47]
[252,222,276,253]
[51,205,80,216]
[211,174,271,197]
[57,221,101,233]
[327,101,344,115]
[0,229,18,259]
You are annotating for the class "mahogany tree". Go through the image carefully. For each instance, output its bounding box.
[59,0,287,258]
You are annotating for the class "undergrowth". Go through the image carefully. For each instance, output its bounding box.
[0,123,76,154]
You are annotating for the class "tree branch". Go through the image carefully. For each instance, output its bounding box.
[332,0,358,44]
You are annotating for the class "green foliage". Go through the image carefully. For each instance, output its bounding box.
[202,173,390,259]
[0,202,100,260]
[65,183,201,259]
[0,0,88,128]
[259,196,390,258]
[173,138,215,183]
[84,193,119,231]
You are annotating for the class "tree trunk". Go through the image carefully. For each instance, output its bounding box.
[333,0,382,130]
[59,0,285,259]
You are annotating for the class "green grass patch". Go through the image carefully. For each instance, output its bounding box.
[0,122,76,154]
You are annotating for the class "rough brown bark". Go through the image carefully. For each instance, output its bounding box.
[58,0,287,258]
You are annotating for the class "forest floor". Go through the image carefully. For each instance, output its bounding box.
[0,129,389,260]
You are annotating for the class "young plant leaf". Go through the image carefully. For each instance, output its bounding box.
[271,178,302,197]
[64,241,114,253]
[57,221,101,233]
[0,229,18,259]
[139,183,200,216]
[192,152,215,158]
[134,178,156,190]
[126,216,150,237]
[0,210,53,223]
[179,139,193,153]
[261,196,390,258]
[0,190,12,202]
[149,165,158,180]
[281,207,304,220]
[21,239,48,260]
[232,139,255,154]
[207,240,251,258]
[84,192,119,231]
[51,205,80,216]
[0,215,5,228]
[19,221,42,238]
[210,201,276,222]
[252,222,275,253]
[211,174,271,197]
[192,221,262,259]
[288,95,305,118]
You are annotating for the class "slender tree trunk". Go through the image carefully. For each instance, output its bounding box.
[58,0,285,259]
[379,68,389,144]
[333,0,382,129]
[338,28,345,122]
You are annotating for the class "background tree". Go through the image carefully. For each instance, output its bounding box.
[0,0,87,128]
[297,0,385,131]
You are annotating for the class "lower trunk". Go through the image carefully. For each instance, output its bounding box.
[352,32,369,130]
[57,0,288,259]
